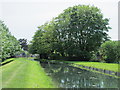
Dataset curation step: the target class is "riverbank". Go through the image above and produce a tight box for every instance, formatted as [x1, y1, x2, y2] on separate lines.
[0, 58, 56, 88]
[63, 61, 120, 78]
[66, 61, 119, 71]
[42, 61, 119, 88]
[40, 59, 120, 78]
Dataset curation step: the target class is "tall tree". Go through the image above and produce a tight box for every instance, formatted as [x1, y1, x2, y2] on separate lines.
[52, 5, 111, 60]
[0, 20, 21, 60]
[30, 5, 111, 61]
[18, 38, 28, 51]
[29, 23, 56, 59]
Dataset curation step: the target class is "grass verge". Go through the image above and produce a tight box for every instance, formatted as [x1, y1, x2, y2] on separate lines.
[64, 61, 119, 72]
[0, 58, 56, 88]
[42, 59, 119, 73]
[46, 60, 119, 78]
[69, 64, 120, 78]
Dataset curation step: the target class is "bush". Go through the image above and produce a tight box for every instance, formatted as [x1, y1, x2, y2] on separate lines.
[99, 40, 120, 63]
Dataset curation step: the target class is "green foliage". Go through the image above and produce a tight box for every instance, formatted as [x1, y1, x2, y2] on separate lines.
[0, 20, 22, 60]
[29, 23, 56, 59]
[29, 5, 111, 61]
[18, 38, 28, 51]
[99, 40, 120, 63]
[90, 51, 101, 62]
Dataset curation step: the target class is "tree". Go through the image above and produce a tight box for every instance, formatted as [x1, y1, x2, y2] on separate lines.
[52, 5, 111, 60]
[30, 5, 111, 61]
[18, 38, 28, 51]
[99, 41, 120, 63]
[29, 23, 56, 59]
[0, 20, 21, 60]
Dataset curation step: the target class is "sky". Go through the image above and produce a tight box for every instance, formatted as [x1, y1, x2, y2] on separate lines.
[0, 0, 119, 42]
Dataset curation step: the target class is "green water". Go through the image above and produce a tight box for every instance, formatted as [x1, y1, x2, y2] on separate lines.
[41, 62, 119, 88]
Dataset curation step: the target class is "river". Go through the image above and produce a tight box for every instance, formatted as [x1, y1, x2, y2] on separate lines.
[40, 62, 118, 88]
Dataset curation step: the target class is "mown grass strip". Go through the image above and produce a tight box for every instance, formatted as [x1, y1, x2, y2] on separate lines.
[46, 59, 120, 78]
[1, 58, 56, 88]
[42, 59, 119, 73]
[69, 64, 120, 78]
[63, 61, 119, 72]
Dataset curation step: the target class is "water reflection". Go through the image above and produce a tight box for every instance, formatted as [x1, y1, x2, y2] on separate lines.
[41, 62, 118, 88]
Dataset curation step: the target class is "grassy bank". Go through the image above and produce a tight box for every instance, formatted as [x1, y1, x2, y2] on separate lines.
[43, 59, 119, 73]
[64, 61, 119, 72]
[44, 59, 119, 78]
[0, 58, 56, 88]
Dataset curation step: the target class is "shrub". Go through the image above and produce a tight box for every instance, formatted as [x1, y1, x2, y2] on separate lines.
[99, 40, 120, 63]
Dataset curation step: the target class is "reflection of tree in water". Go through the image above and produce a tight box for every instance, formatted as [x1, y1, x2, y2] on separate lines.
[41, 62, 118, 88]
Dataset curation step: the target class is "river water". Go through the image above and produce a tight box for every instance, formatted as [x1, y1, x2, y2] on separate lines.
[40, 62, 119, 88]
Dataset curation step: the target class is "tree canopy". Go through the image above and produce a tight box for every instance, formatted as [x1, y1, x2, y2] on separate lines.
[19, 38, 28, 51]
[29, 5, 111, 61]
[0, 20, 22, 60]
[99, 40, 120, 63]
